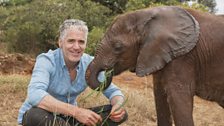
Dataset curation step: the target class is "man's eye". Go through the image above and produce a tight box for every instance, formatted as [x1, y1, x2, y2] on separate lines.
[67, 40, 74, 43]
[79, 40, 85, 44]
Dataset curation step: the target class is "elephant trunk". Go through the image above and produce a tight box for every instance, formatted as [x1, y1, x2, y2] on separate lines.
[85, 60, 113, 91]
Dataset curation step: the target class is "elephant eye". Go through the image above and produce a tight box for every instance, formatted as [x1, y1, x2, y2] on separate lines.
[113, 42, 124, 54]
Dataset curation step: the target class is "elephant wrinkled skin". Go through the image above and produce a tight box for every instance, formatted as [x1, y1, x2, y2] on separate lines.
[85, 6, 224, 126]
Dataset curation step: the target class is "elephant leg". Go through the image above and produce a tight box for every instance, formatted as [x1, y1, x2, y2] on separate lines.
[162, 61, 195, 126]
[153, 58, 196, 126]
[153, 74, 172, 126]
[166, 87, 194, 126]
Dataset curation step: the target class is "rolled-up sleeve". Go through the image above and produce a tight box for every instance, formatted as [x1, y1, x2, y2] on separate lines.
[97, 72, 124, 100]
[27, 55, 53, 106]
[103, 83, 124, 100]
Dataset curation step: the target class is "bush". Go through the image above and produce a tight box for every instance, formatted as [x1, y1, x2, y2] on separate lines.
[86, 27, 105, 55]
[6, 21, 41, 53]
[2, 0, 111, 55]
[1, 0, 209, 55]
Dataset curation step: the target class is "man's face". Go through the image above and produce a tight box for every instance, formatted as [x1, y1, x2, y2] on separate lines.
[59, 28, 87, 66]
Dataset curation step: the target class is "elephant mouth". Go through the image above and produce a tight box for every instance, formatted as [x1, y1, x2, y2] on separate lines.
[85, 62, 114, 91]
[104, 69, 114, 78]
[129, 67, 136, 73]
[94, 68, 114, 91]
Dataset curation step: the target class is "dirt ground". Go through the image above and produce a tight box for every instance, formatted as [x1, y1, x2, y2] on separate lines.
[0, 53, 34, 75]
[113, 72, 224, 126]
[0, 53, 223, 126]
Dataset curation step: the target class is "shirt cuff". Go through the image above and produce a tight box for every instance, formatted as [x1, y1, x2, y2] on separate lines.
[27, 90, 49, 106]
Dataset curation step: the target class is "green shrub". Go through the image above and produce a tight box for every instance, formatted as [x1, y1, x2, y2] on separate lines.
[86, 27, 105, 55]
[2, 0, 111, 55]
[0, 0, 210, 55]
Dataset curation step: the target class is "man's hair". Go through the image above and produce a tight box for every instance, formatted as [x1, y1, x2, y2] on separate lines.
[59, 19, 88, 41]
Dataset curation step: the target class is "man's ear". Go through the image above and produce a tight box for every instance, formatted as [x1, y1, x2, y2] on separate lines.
[58, 40, 62, 48]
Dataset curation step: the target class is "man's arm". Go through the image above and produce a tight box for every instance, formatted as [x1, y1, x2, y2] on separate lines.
[28, 55, 102, 125]
[110, 95, 124, 106]
[102, 82, 127, 122]
[37, 95, 77, 116]
[109, 95, 126, 122]
[38, 94, 102, 125]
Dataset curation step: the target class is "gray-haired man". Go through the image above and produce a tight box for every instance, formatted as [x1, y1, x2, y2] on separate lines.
[18, 19, 128, 126]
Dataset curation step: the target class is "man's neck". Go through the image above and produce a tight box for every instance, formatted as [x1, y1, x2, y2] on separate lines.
[66, 61, 79, 71]
[66, 62, 79, 81]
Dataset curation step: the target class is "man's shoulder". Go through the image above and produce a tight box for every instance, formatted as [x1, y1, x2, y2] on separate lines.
[79, 53, 94, 68]
[81, 53, 94, 62]
[36, 49, 59, 64]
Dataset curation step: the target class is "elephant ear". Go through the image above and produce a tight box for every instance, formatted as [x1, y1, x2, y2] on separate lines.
[136, 6, 200, 77]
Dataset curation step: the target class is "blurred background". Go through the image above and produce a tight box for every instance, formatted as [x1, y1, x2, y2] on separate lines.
[0, 0, 221, 57]
[215, 0, 224, 15]
[0, 1, 224, 126]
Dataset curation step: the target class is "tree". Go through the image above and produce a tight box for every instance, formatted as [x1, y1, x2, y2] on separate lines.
[90, 0, 128, 14]
[174, 0, 216, 13]
[2, 0, 111, 55]
[0, 0, 32, 6]
[1, 0, 212, 55]
[198, 0, 216, 13]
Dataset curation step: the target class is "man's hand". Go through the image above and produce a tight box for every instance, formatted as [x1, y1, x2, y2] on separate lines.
[109, 95, 127, 122]
[109, 103, 126, 122]
[74, 107, 102, 126]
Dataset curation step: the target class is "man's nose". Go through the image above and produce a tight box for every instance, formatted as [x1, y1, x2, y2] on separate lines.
[72, 42, 80, 49]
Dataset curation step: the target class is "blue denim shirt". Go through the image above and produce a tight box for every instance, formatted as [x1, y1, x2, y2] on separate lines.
[17, 48, 124, 124]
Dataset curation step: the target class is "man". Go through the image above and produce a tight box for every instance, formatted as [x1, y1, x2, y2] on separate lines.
[18, 19, 127, 126]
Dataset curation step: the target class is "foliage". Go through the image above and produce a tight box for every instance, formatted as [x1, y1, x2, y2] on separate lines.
[1, 0, 110, 55]
[154, 0, 180, 5]
[5, 21, 42, 53]
[198, 0, 216, 13]
[0, 7, 8, 29]
[90, 0, 128, 14]
[0, 7, 8, 42]
[0, 0, 212, 55]
[86, 27, 105, 55]
[181, 2, 209, 12]
[0, 0, 31, 6]
[125, 0, 153, 11]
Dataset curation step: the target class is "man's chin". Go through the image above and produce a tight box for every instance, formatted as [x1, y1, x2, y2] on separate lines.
[69, 57, 81, 63]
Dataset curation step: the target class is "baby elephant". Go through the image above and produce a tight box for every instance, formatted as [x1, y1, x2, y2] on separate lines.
[85, 6, 224, 126]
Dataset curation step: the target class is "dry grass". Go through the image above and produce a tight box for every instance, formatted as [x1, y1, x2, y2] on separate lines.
[0, 74, 30, 126]
[0, 72, 223, 126]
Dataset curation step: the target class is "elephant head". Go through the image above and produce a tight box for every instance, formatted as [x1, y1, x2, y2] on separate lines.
[85, 6, 199, 90]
